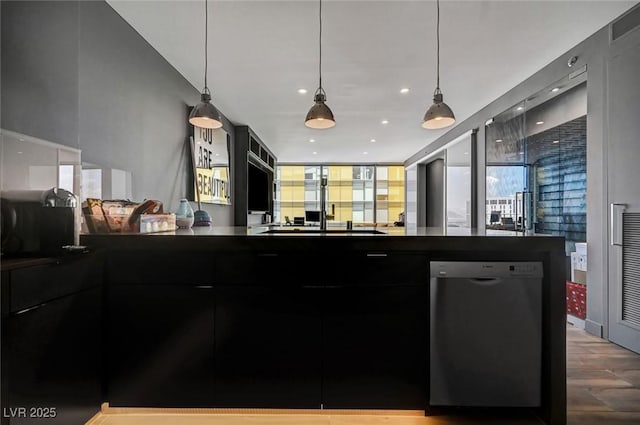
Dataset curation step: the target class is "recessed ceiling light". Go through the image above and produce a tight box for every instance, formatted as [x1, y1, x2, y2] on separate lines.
[536, 121, 544, 125]
[363, 151, 368, 155]
[495, 139, 503, 143]
[520, 151, 525, 155]
[553, 140, 560, 144]
[381, 120, 389, 125]
[215, 153, 220, 156]
[313, 151, 317, 155]
[551, 87, 560, 93]
[298, 88, 308, 94]
[19, 138, 25, 142]
[400, 88, 410, 94]
[516, 106, 524, 111]
[464, 152, 469, 155]
[370, 139, 376, 143]
[17, 151, 23, 154]
[309, 139, 315, 143]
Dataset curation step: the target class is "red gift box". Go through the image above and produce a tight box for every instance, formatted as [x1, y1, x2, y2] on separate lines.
[566, 281, 587, 319]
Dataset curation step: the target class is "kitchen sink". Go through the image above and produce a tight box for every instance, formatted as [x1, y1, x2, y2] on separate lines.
[260, 228, 386, 234]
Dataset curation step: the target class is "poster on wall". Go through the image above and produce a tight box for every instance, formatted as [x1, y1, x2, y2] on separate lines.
[192, 126, 231, 205]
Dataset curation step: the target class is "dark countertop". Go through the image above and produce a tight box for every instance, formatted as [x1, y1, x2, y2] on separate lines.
[0, 256, 57, 272]
[82, 225, 528, 237]
[80, 226, 564, 259]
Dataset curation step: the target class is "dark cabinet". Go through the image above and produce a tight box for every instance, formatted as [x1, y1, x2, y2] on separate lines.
[322, 285, 428, 409]
[320, 251, 428, 409]
[5, 288, 102, 425]
[107, 285, 215, 407]
[2, 254, 102, 425]
[214, 251, 427, 409]
[214, 285, 322, 408]
[233, 126, 277, 225]
[72, 245, 431, 410]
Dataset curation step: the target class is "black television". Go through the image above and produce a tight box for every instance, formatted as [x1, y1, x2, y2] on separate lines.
[305, 210, 321, 224]
[247, 162, 270, 212]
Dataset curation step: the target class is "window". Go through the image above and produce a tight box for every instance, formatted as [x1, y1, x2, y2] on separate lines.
[276, 164, 404, 225]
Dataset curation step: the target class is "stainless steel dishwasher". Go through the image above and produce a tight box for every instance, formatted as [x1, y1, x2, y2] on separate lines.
[429, 261, 543, 407]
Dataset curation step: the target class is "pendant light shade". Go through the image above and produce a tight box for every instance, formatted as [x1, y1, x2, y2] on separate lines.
[305, 89, 335, 129]
[189, 89, 223, 129]
[422, 90, 455, 129]
[189, 0, 223, 130]
[422, 0, 455, 130]
[305, 0, 335, 129]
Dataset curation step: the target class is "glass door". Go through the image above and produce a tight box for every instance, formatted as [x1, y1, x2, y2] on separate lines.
[485, 98, 528, 235]
[486, 72, 586, 247]
[445, 136, 472, 231]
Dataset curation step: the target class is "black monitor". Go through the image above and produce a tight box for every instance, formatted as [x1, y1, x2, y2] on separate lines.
[305, 210, 321, 224]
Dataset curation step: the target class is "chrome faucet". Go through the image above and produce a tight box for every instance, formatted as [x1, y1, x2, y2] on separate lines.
[320, 177, 327, 231]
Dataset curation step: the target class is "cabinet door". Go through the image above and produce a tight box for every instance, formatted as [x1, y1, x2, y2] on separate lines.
[107, 285, 215, 407]
[322, 285, 427, 409]
[7, 288, 102, 425]
[214, 286, 322, 408]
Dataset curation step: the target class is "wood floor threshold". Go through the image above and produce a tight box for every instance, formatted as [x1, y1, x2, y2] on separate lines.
[97, 405, 426, 416]
[86, 404, 546, 425]
[87, 404, 436, 425]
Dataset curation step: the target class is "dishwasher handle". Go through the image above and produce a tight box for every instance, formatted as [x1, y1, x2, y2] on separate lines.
[468, 277, 503, 286]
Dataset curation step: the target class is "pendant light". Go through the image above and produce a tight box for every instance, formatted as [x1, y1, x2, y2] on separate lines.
[305, 0, 335, 129]
[189, 0, 223, 129]
[422, 0, 455, 130]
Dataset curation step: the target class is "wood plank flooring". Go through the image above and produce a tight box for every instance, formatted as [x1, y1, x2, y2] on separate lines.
[87, 324, 640, 425]
[567, 324, 640, 424]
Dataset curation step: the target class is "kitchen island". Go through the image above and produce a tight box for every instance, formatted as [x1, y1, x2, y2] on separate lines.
[80, 227, 566, 425]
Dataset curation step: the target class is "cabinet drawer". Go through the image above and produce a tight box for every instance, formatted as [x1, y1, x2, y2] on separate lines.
[216, 252, 428, 287]
[216, 253, 325, 285]
[108, 250, 214, 285]
[334, 253, 429, 286]
[10, 253, 100, 313]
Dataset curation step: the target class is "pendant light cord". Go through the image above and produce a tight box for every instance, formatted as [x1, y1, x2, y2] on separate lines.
[318, 0, 323, 91]
[435, 0, 440, 93]
[204, 0, 209, 92]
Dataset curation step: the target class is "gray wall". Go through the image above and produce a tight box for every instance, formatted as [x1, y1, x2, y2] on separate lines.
[1, 1, 79, 148]
[1, 0, 234, 225]
[525, 83, 587, 139]
[405, 3, 640, 339]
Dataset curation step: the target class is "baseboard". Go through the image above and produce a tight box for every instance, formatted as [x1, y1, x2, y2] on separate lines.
[567, 314, 586, 329]
[585, 319, 604, 337]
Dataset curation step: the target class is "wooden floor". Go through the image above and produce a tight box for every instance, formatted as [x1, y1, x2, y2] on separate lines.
[87, 324, 640, 425]
[566, 323, 640, 425]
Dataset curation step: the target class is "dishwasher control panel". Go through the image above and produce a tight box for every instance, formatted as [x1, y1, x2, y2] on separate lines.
[430, 261, 544, 278]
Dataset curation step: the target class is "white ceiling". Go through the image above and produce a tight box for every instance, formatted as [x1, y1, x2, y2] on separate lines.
[107, 0, 637, 164]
